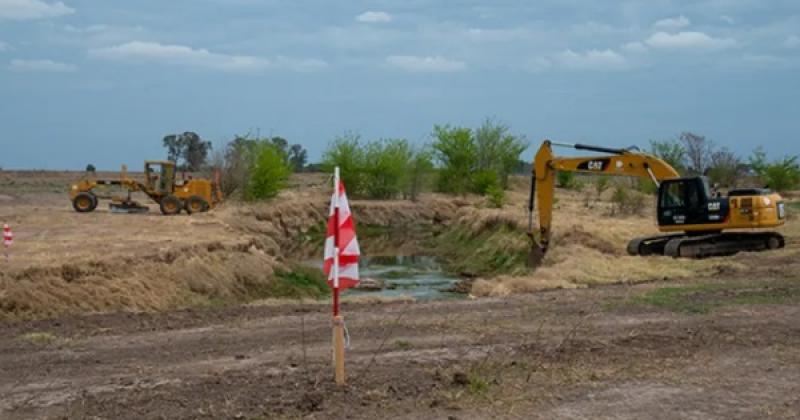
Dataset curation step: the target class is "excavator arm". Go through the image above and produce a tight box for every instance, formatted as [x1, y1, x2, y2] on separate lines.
[527, 140, 680, 263]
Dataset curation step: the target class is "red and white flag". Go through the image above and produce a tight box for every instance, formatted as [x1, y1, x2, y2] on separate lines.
[323, 169, 360, 289]
[3, 224, 12, 248]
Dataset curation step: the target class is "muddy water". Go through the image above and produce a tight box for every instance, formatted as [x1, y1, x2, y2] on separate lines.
[347, 256, 462, 300]
[306, 256, 462, 300]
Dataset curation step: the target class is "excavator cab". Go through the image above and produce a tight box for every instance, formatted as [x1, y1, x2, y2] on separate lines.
[657, 177, 728, 229]
[144, 161, 176, 195]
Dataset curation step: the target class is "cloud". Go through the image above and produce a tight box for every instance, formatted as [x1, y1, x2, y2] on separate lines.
[555, 49, 628, 71]
[88, 41, 327, 72]
[524, 57, 551, 73]
[356, 11, 392, 23]
[8, 58, 77, 72]
[653, 15, 690, 29]
[621, 41, 647, 53]
[0, 41, 8, 52]
[0, 0, 74, 20]
[720, 15, 735, 25]
[645, 31, 736, 50]
[784, 35, 800, 49]
[385, 55, 466, 73]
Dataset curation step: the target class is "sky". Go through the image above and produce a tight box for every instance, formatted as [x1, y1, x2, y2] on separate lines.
[0, 0, 798, 170]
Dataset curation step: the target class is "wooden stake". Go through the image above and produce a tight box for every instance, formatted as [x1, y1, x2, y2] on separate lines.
[333, 315, 346, 385]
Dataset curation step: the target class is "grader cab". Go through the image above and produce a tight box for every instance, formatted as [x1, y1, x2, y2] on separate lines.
[70, 161, 222, 215]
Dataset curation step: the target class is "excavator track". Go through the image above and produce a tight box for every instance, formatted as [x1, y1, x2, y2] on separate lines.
[626, 234, 685, 256]
[629, 232, 785, 258]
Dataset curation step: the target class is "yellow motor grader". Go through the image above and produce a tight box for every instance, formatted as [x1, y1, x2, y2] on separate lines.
[69, 161, 222, 215]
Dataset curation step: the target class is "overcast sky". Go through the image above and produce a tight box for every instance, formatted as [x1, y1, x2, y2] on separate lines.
[1, 0, 798, 170]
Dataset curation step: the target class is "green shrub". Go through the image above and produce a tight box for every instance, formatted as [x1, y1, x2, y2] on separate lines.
[486, 185, 505, 208]
[749, 147, 800, 192]
[432, 125, 476, 194]
[245, 144, 291, 200]
[471, 170, 500, 195]
[649, 139, 686, 174]
[322, 135, 432, 199]
[556, 171, 580, 189]
[595, 175, 610, 196]
[322, 133, 367, 196]
[363, 139, 413, 199]
[637, 179, 658, 195]
[611, 185, 646, 216]
[432, 120, 527, 195]
[270, 266, 330, 299]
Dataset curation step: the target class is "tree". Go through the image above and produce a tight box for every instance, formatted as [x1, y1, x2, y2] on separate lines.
[288, 144, 308, 172]
[218, 135, 259, 197]
[432, 125, 476, 194]
[749, 147, 800, 192]
[407, 145, 434, 201]
[322, 132, 367, 196]
[85, 164, 96, 172]
[162, 131, 212, 171]
[362, 139, 414, 199]
[245, 143, 291, 200]
[679, 132, 713, 176]
[270, 137, 289, 155]
[473, 119, 528, 188]
[708, 147, 744, 187]
[649, 139, 686, 174]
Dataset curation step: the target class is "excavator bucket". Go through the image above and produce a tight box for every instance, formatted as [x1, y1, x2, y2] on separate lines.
[527, 241, 546, 268]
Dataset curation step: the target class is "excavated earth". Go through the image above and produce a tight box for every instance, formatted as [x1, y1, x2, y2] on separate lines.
[1, 171, 799, 419]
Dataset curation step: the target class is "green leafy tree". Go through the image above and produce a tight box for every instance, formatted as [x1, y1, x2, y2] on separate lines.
[322, 132, 367, 196]
[473, 119, 528, 188]
[749, 147, 800, 192]
[432, 125, 476, 194]
[471, 170, 500, 195]
[85, 164, 96, 172]
[407, 145, 434, 201]
[245, 143, 291, 200]
[649, 139, 686, 174]
[362, 139, 414, 199]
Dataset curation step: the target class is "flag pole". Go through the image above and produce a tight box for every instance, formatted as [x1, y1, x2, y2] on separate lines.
[332, 167, 346, 385]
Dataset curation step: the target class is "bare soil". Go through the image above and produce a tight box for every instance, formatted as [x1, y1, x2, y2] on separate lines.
[2, 171, 800, 419]
[1, 267, 799, 419]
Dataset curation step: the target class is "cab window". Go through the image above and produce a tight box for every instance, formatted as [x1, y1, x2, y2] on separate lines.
[660, 182, 684, 208]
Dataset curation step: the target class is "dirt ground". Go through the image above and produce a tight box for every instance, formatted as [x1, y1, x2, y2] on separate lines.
[2, 171, 800, 419]
[1, 264, 799, 419]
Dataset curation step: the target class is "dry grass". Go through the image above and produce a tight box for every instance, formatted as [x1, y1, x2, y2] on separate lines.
[469, 180, 797, 297]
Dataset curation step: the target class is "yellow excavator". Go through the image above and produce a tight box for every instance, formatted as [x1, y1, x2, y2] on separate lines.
[70, 160, 222, 215]
[528, 140, 786, 263]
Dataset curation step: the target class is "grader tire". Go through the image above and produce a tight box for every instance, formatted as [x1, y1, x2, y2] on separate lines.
[72, 192, 98, 213]
[159, 195, 182, 215]
[184, 196, 209, 214]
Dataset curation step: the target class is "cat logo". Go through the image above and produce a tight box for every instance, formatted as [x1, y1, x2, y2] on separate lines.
[577, 158, 610, 171]
[708, 202, 721, 211]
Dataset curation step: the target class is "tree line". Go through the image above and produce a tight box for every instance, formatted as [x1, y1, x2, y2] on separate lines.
[649, 132, 799, 191]
[150, 126, 799, 204]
